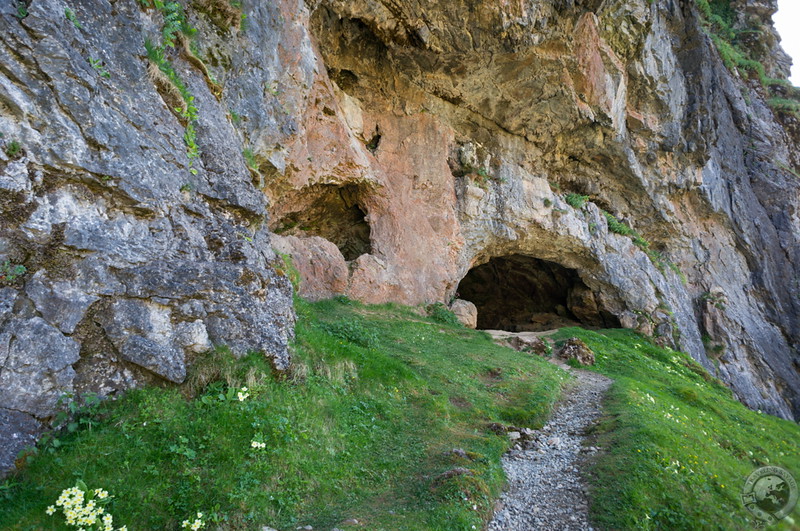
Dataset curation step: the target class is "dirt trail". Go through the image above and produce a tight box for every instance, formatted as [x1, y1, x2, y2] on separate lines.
[488, 364, 612, 530]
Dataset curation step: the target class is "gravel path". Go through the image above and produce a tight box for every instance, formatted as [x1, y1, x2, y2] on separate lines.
[488, 367, 612, 531]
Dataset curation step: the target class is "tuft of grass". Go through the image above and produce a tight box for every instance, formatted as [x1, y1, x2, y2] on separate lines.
[64, 7, 81, 28]
[0, 299, 566, 530]
[426, 302, 463, 327]
[552, 327, 800, 530]
[4, 140, 22, 158]
[88, 56, 110, 78]
[242, 147, 258, 171]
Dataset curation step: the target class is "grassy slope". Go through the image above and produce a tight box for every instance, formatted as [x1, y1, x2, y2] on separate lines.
[3, 300, 799, 530]
[0, 298, 566, 530]
[552, 328, 800, 531]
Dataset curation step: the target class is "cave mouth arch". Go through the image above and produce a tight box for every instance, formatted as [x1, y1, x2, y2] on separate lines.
[457, 255, 620, 331]
[269, 183, 372, 261]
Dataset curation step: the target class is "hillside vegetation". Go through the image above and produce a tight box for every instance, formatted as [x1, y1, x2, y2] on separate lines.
[0, 298, 566, 530]
[551, 328, 800, 530]
[1, 299, 798, 530]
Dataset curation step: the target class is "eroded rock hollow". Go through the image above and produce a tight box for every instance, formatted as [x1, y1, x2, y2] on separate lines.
[458, 255, 620, 331]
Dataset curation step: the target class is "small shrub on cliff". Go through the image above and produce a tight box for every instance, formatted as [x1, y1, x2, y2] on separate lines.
[4, 140, 22, 158]
[565, 193, 589, 209]
[602, 210, 634, 236]
[0, 261, 26, 283]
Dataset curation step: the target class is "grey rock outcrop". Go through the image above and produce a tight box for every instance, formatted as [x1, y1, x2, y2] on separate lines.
[0, 0, 297, 473]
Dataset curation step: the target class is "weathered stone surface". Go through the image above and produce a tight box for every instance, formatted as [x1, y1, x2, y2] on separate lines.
[559, 338, 596, 366]
[0, 408, 43, 477]
[507, 336, 550, 357]
[449, 299, 477, 329]
[0, 317, 80, 417]
[483, 330, 551, 357]
[261, 0, 797, 419]
[272, 235, 349, 301]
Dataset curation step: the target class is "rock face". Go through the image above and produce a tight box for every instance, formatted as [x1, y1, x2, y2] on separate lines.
[0, 0, 798, 472]
[260, 0, 800, 419]
[0, 0, 296, 470]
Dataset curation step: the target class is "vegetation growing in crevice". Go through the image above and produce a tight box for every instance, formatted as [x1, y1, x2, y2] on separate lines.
[145, 40, 200, 174]
[601, 210, 686, 283]
[192, 0, 244, 32]
[142, 1, 205, 175]
[64, 7, 81, 28]
[696, 0, 800, 117]
[4, 139, 22, 159]
[564, 193, 589, 209]
[0, 261, 26, 284]
[13, 0, 27, 19]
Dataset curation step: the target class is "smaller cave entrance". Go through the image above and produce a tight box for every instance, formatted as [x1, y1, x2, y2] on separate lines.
[457, 255, 620, 331]
[270, 184, 372, 261]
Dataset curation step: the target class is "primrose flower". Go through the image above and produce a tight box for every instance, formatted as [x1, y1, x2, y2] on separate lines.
[251, 440, 267, 449]
[237, 387, 250, 401]
[46, 505, 56, 515]
[182, 512, 206, 529]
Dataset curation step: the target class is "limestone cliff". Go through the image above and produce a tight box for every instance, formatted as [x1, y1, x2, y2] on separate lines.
[271, 0, 800, 421]
[0, 0, 798, 472]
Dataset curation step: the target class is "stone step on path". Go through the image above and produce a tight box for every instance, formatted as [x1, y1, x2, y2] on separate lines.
[488, 367, 612, 531]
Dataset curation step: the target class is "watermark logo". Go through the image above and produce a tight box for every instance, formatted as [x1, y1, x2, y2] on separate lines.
[742, 466, 798, 527]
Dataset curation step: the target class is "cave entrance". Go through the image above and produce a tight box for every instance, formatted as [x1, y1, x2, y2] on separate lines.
[270, 184, 372, 261]
[457, 255, 620, 331]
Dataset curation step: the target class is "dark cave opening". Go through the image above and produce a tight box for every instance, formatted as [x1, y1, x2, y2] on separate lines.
[457, 255, 620, 331]
[270, 184, 372, 261]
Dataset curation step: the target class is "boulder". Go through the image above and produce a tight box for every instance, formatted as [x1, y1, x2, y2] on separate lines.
[449, 299, 477, 328]
[558, 338, 596, 366]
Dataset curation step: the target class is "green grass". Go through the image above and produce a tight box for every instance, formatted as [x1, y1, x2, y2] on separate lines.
[552, 328, 800, 530]
[0, 298, 567, 530]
